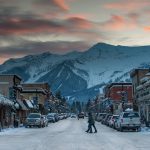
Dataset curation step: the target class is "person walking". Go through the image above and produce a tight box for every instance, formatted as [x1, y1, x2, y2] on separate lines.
[86, 112, 97, 133]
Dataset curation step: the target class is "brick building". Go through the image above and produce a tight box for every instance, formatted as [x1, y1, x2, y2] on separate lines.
[104, 82, 133, 114]
[104, 82, 133, 102]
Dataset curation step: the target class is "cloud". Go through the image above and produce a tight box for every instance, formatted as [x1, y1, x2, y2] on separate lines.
[105, 0, 150, 11]
[0, 41, 92, 64]
[101, 15, 125, 31]
[0, 0, 70, 21]
[65, 16, 93, 29]
[144, 26, 150, 31]
[0, 18, 66, 35]
[0, 13, 104, 43]
[34, 0, 69, 12]
[100, 14, 139, 31]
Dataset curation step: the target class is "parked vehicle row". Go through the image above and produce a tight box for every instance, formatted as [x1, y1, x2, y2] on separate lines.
[25, 112, 70, 128]
[96, 111, 141, 132]
[25, 113, 47, 128]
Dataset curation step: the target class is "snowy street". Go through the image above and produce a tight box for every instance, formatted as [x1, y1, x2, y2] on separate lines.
[0, 118, 150, 150]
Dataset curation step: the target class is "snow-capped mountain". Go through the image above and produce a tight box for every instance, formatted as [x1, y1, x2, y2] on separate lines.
[1, 43, 150, 102]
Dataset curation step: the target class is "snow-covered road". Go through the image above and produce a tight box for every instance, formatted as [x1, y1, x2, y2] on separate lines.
[0, 118, 150, 150]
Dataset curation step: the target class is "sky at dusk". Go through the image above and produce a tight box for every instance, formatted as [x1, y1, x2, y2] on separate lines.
[0, 0, 150, 64]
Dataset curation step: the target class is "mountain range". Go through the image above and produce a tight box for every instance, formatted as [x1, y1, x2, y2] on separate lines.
[1, 43, 150, 102]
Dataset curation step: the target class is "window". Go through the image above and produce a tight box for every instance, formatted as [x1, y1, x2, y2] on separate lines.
[123, 112, 139, 118]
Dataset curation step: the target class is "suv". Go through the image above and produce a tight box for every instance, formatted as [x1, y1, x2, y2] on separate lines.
[47, 113, 56, 123]
[78, 112, 84, 119]
[117, 111, 141, 132]
[25, 113, 43, 128]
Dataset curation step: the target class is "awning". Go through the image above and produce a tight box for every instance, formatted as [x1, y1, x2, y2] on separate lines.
[16, 99, 28, 110]
[23, 99, 34, 109]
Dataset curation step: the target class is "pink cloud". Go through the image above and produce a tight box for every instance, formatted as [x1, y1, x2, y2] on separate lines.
[101, 15, 126, 31]
[53, 0, 69, 11]
[101, 14, 139, 31]
[34, 0, 69, 12]
[0, 19, 66, 35]
[0, 16, 103, 43]
[66, 16, 93, 29]
[144, 26, 150, 31]
[105, 0, 150, 11]
[0, 15, 97, 36]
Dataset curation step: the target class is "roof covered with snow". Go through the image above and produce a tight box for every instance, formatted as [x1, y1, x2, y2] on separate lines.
[0, 93, 13, 106]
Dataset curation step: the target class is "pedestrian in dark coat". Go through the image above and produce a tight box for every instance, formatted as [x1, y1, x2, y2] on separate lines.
[86, 112, 97, 133]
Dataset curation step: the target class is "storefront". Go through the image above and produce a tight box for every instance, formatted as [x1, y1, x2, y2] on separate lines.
[0, 93, 14, 129]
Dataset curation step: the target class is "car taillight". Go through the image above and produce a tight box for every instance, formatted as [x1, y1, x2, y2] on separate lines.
[121, 119, 123, 123]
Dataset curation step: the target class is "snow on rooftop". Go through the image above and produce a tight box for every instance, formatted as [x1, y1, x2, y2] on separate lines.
[0, 93, 13, 106]
[136, 85, 143, 91]
[140, 76, 150, 83]
[146, 72, 150, 76]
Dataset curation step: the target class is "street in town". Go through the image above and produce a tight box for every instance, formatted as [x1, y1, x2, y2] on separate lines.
[0, 118, 150, 150]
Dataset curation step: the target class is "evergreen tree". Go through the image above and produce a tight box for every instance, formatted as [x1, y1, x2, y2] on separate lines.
[55, 90, 62, 100]
[86, 99, 91, 112]
[71, 101, 76, 113]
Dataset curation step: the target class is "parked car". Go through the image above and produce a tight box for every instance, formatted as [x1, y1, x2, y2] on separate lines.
[101, 114, 112, 125]
[106, 115, 113, 126]
[117, 111, 141, 132]
[70, 113, 76, 118]
[100, 113, 107, 122]
[114, 117, 119, 129]
[109, 115, 119, 128]
[25, 113, 44, 128]
[47, 113, 56, 123]
[78, 112, 84, 119]
[96, 113, 107, 122]
[58, 113, 65, 120]
[41, 115, 48, 127]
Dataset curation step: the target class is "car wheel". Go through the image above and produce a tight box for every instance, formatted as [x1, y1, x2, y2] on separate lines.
[120, 127, 123, 132]
[137, 127, 141, 132]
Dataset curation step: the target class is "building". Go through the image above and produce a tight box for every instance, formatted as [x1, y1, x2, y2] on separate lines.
[130, 68, 150, 102]
[0, 74, 22, 100]
[0, 93, 14, 129]
[0, 74, 28, 126]
[130, 68, 150, 122]
[103, 82, 133, 114]
[104, 82, 133, 102]
[21, 83, 50, 114]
